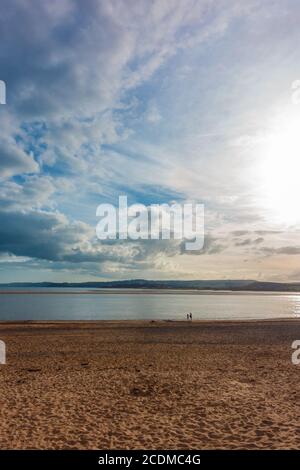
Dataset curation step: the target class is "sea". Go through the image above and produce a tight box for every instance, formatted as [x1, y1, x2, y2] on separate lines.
[0, 288, 299, 321]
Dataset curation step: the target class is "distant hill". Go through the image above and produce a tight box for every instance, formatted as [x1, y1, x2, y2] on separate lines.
[1, 279, 300, 292]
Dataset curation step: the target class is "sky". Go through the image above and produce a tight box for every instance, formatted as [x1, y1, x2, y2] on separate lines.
[1, 0, 300, 282]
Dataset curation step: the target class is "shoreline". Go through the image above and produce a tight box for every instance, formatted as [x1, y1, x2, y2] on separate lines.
[1, 288, 300, 295]
[0, 318, 300, 325]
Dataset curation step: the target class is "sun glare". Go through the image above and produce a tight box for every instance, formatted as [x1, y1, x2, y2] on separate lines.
[260, 113, 300, 225]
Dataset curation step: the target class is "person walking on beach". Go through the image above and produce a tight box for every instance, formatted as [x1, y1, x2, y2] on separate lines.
[189, 312, 193, 321]
[186, 313, 189, 321]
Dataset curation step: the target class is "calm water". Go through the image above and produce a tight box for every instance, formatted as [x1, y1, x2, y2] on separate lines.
[0, 288, 300, 321]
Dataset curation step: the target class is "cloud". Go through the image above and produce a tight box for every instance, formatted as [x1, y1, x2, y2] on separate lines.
[0, 206, 185, 273]
[235, 237, 264, 247]
[180, 234, 226, 255]
[0, 138, 38, 177]
[260, 246, 300, 256]
[145, 101, 162, 124]
[0, 0, 251, 176]
[0, 209, 87, 261]
[1, 0, 238, 121]
[0, 176, 55, 210]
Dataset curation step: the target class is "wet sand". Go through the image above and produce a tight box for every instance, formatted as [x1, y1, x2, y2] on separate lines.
[0, 320, 299, 449]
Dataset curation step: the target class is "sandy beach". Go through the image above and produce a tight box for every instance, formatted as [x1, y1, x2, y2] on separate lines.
[0, 320, 299, 449]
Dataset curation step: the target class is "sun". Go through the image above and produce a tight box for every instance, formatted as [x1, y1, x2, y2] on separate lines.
[259, 112, 300, 225]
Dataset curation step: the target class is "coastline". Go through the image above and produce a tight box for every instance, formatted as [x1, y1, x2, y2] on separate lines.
[1, 288, 300, 295]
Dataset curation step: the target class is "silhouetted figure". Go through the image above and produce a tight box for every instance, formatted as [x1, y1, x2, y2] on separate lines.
[189, 312, 193, 321]
[186, 313, 189, 321]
